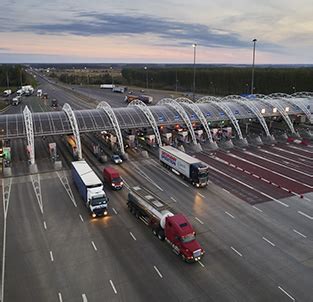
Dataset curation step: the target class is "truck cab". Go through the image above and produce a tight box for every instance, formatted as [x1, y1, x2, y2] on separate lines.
[103, 166, 123, 190]
[87, 187, 108, 217]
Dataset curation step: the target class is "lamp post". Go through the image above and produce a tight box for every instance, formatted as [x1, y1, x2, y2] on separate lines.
[144, 66, 148, 89]
[192, 43, 197, 101]
[110, 66, 114, 86]
[251, 38, 257, 95]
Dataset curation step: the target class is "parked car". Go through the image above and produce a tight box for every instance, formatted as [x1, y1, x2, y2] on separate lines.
[111, 154, 123, 164]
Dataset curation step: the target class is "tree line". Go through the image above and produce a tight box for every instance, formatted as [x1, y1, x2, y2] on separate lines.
[0, 65, 34, 89]
[121, 67, 313, 95]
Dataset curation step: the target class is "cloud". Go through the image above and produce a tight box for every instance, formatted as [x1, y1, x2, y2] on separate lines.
[19, 12, 279, 50]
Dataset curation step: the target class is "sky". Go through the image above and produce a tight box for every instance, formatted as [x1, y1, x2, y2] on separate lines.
[0, 0, 313, 64]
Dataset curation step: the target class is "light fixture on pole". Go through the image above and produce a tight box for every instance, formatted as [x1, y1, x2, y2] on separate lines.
[144, 66, 148, 89]
[251, 38, 257, 95]
[110, 66, 113, 86]
[192, 43, 197, 101]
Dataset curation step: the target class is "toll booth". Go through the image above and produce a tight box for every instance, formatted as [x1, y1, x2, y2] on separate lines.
[48, 143, 57, 161]
[195, 129, 204, 142]
[177, 131, 190, 143]
[3, 147, 11, 167]
[125, 135, 136, 148]
[145, 134, 156, 147]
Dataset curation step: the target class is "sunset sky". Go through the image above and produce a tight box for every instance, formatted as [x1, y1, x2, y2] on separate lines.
[1, 0, 313, 63]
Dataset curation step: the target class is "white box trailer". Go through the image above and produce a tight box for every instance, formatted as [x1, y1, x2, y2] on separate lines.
[100, 84, 115, 89]
[159, 146, 209, 187]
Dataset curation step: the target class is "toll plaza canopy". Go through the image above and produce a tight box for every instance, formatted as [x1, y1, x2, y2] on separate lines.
[1, 94, 313, 140]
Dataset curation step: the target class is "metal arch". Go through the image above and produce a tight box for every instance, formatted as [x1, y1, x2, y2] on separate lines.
[197, 96, 221, 103]
[23, 106, 35, 164]
[254, 94, 296, 134]
[97, 101, 125, 154]
[175, 97, 214, 143]
[62, 103, 82, 160]
[220, 95, 271, 136]
[128, 99, 162, 146]
[292, 91, 313, 98]
[269, 93, 291, 98]
[157, 98, 198, 145]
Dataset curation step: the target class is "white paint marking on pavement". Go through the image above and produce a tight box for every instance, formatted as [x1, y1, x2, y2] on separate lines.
[298, 210, 313, 220]
[222, 188, 230, 194]
[56, 171, 77, 207]
[30, 174, 44, 214]
[121, 177, 130, 190]
[225, 211, 235, 219]
[58, 292, 63, 302]
[278, 286, 295, 301]
[195, 217, 204, 225]
[293, 229, 307, 238]
[262, 237, 276, 247]
[110, 280, 118, 294]
[198, 261, 205, 268]
[79, 214, 84, 222]
[198, 193, 205, 198]
[112, 207, 118, 215]
[170, 197, 177, 202]
[252, 205, 263, 213]
[82, 293, 88, 302]
[274, 199, 289, 208]
[43, 221, 47, 230]
[129, 232, 137, 241]
[231, 246, 243, 257]
[132, 163, 164, 191]
[91, 241, 98, 251]
[153, 266, 163, 278]
[50, 251, 54, 262]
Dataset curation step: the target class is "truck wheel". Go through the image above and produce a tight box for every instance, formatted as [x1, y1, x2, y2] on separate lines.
[152, 229, 157, 236]
[157, 232, 165, 241]
[181, 254, 186, 262]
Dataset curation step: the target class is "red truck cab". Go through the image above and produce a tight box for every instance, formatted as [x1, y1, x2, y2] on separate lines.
[164, 214, 204, 262]
[103, 166, 123, 190]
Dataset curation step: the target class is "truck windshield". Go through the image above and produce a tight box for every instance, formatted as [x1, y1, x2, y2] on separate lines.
[91, 197, 106, 206]
[112, 177, 122, 183]
[181, 233, 195, 243]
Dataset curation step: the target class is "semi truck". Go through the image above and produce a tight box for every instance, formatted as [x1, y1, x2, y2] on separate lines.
[112, 86, 127, 93]
[127, 186, 204, 262]
[3, 89, 11, 97]
[159, 146, 209, 187]
[100, 84, 115, 89]
[72, 160, 109, 218]
[11, 96, 21, 106]
[124, 94, 153, 104]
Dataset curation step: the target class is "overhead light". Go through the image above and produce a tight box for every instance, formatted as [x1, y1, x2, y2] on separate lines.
[285, 107, 290, 112]
[261, 108, 266, 114]
[273, 108, 277, 113]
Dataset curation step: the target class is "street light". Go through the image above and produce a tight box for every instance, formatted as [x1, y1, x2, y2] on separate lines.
[251, 38, 257, 95]
[192, 43, 197, 101]
[110, 66, 114, 86]
[144, 66, 148, 89]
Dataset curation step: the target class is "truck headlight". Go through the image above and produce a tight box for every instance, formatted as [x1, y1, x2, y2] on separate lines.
[196, 183, 200, 188]
[92, 213, 96, 218]
[104, 210, 108, 215]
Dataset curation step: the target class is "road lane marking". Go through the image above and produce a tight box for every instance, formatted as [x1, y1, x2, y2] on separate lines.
[195, 217, 204, 225]
[56, 171, 77, 207]
[231, 246, 243, 257]
[50, 251, 54, 262]
[110, 280, 117, 294]
[43, 221, 47, 230]
[79, 214, 84, 222]
[58, 292, 63, 302]
[198, 261, 205, 267]
[121, 177, 130, 190]
[293, 229, 307, 238]
[171, 197, 177, 202]
[262, 237, 276, 247]
[1, 178, 12, 302]
[225, 211, 235, 219]
[222, 188, 230, 194]
[129, 232, 137, 241]
[132, 163, 164, 191]
[298, 210, 313, 220]
[153, 266, 163, 278]
[91, 241, 97, 251]
[274, 199, 289, 208]
[278, 286, 295, 301]
[82, 293, 88, 301]
[112, 207, 118, 215]
[252, 205, 263, 213]
[198, 193, 205, 198]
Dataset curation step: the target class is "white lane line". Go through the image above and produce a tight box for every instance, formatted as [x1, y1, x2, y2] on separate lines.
[132, 163, 164, 191]
[58, 292, 63, 302]
[252, 205, 263, 213]
[129, 232, 137, 241]
[171, 197, 177, 202]
[1, 178, 12, 302]
[274, 199, 289, 208]
[50, 251, 54, 262]
[82, 293, 88, 302]
[298, 210, 313, 220]
[79, 214, 84, 222]
[293, 229, 307, 238]
[43, 221, 47, 230]
[121, 177, 130, 190]
[110, 280, 118, 294]
[231, 246, 243, 257]
[225, 211, 235, 219]
[198, 193, 205, 198]
[153, 265, 163, 278]
[278, 286, 295, 301]
[222, 188, 230, 194]
[198, 261, 205, 267]
[112, 207, 118, 215]
[195, 217, 204, 225]
[262, 237, 276, 247]
[91, 241, 98, 251]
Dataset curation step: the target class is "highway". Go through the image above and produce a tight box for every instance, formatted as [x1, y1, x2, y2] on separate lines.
[1, 77, 313, 301]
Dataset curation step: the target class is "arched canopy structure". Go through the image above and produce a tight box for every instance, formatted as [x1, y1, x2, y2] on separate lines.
[97, 101, 125, 154]
[23, 106, 35, 164]
[158, 98, 198, 145]
[175, 97, 214, 143]
[63, 103, 82, 160]
[128, 99, 162, 146]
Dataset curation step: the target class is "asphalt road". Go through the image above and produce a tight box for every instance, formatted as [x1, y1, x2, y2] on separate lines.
[1, 78, 313, 301]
